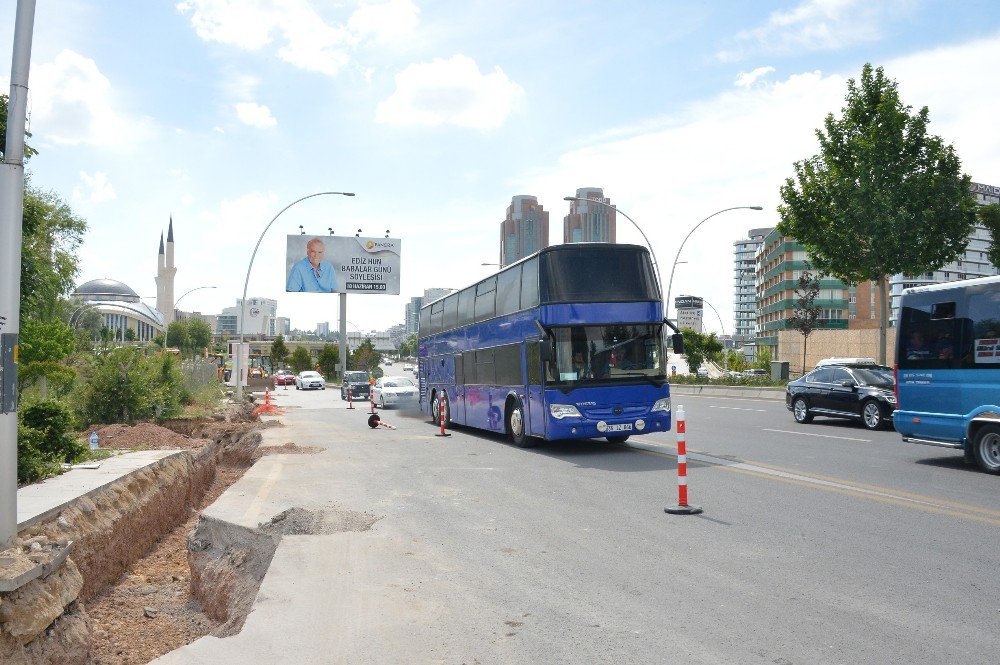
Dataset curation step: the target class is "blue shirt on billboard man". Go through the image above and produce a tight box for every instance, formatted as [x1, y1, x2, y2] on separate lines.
[286, 238, 338, 292]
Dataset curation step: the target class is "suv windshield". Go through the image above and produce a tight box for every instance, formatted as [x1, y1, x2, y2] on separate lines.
[345, 372, 369, 383]
[547, 324, 664, 385]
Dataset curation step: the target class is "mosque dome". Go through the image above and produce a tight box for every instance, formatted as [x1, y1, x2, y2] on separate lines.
[74, 278, 140, 302]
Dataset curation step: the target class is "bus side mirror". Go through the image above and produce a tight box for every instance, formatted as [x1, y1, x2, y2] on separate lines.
[539, 341, 552, 362]
[671, 333, 685, 355]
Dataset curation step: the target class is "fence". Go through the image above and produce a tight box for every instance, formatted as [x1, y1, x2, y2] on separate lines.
[179, 360, 220, 391]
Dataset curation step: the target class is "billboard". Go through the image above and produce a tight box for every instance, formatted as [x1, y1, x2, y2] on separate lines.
[674, 295, 703, 310]
[285, 235, 401, 295]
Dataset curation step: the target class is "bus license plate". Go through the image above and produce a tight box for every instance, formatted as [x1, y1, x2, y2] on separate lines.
[606, 423, 632, 432]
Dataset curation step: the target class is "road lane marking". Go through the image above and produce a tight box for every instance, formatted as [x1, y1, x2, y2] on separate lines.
[628, 440, 1000, 525]
[708, 405, 767, 412]
[762, 428, 871, 442]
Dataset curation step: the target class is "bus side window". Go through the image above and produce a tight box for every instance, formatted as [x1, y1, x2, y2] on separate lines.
[527, 342, 542, 385]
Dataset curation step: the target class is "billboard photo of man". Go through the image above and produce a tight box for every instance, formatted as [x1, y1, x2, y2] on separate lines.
[286, 237, 337, 293]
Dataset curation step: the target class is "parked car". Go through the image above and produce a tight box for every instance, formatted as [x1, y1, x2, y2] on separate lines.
[372, 376, 418, 409]
[273, 369, 295, 386]
[696, 367, 710, 378]
[785, 363, 896, 430]
[743, 369, 769, 377]
[295, 371, 326, 391]
[341, 371, 371, 401]
[385, 360, 393, 366]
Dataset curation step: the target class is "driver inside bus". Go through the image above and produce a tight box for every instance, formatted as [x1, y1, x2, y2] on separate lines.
[572, 352, 590, 379]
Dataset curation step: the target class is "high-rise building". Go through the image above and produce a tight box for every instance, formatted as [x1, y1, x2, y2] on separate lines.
[733, 227, 773, 340]
[888, 181, 1000, 319]
[275, 317, 291, 336]
[154, 217, 177, 325]
[316, 322, 330, 337]
[500, 195, 549, 267]
[387, 323, 407, 347]
[405, 296, 423, 336]
[423, 287, 456, 303]
[219, 297, 278, 337]
[564, 187, 616, 244]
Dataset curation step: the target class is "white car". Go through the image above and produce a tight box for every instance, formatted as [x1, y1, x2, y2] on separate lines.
[373, 376, 418, 408]
[295, 371, 326, 390]
[403, 364, 415, 373]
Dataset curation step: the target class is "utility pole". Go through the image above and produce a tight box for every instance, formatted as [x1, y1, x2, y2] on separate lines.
[0, 0, 37, 549]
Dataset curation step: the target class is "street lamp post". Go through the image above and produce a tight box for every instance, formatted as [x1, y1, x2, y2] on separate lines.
[664, 206, 762, 326]
[163, 286, 216, 351]
[235, 191, 354, 402]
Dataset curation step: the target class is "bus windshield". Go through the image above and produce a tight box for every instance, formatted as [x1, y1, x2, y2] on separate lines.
[547, 324, 664, 385]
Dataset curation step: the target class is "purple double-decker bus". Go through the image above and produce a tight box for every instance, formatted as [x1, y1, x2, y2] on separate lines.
[417, 243, 684, 447]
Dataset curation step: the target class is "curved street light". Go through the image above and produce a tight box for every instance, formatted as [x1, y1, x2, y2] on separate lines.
[664, 206, 763, 326]
[174, 285, 216, 311]
[235, 191, 355, 400]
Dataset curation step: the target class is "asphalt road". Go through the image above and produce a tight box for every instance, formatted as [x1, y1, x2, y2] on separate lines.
[167, 379, 1000, 664]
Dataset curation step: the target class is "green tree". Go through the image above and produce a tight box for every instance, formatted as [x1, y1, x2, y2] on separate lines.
[78, 346, 158, 424]
[778, 63, 977, 364]
[19, 318, 76, 398]
[978, 203, 1000, 268]
[187, 318, 213, 356]
[680, 329, 722, 373]
[317, 343, 339, 378]
[270, 335, 289, 368]
[0, 93, 38, 161]
[349, 338, 382, 372]
[289, 346, 313, 373]
[166, 319, 190, 350]
[756, 348, 773, 371]
[398, 333, 417, 358]
[20, 188, 87, 321]
[789, 261, 823, 375]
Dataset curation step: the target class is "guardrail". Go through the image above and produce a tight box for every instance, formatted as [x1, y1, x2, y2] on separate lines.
[669, 384, 786, 401]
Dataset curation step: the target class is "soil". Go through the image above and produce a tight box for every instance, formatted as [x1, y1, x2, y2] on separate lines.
[86, 463, 246, 665]
[82, 423, 207, 451]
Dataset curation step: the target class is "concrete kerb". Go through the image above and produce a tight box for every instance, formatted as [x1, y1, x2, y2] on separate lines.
[669, 384, 785, 401]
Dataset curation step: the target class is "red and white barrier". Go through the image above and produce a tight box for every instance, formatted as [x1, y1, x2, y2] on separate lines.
[435, 392, 451, 437]
[664, 405, 702, 515]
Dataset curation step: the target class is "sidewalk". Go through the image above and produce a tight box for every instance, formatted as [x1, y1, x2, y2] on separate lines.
[17, 450, 183, 531]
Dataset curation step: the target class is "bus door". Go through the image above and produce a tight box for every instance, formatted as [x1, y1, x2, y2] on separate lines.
[525, 339, 546, 437]
[452, 353, 467, 424]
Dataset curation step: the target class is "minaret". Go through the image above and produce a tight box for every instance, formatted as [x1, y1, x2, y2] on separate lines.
[155, 232, 166, 319]
[163, 217, 177, 324]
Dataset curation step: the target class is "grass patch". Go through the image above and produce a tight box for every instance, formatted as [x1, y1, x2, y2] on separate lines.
[181, 381, 225, 419]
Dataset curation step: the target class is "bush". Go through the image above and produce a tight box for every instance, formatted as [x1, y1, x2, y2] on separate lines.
[17, 423, 63, 484]
[78, 346, 158, 423]
[151, 351, 189, 418]
[20, 399, 86, 463]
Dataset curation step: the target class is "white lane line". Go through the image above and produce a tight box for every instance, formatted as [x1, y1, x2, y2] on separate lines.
[708, 405, 767, 412]
[762, 428, 871, 442]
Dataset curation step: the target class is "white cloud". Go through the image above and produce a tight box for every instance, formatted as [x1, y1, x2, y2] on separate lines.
[718, 0, 912, 62]
[72, 171, 117, 204]
[177, 0, 414, 76]
[348, 0, 420, 44]
[735, 66, 775, 88]
[29, 50, 148, 147]
[235, 102, 277, 128]
[376, 55, 525, 129]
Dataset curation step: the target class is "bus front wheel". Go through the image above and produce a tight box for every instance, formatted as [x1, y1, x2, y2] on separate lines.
[506, 401, 532, 448]
[972, 424, 1000, 474]
[606, 435, 629, 444]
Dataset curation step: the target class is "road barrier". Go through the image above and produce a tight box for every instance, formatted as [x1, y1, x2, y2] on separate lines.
[367, 413, 397, 429]
[435, 392, 451, 438]
[664, 405, 702, 515]
[252, 388, 284, 418]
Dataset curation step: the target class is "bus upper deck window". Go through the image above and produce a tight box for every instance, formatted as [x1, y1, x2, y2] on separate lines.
[931, 302, 955, 319]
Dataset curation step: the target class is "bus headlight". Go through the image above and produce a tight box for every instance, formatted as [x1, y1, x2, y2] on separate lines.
[651, 398, 671, 413]
[550, 404, 583, 419]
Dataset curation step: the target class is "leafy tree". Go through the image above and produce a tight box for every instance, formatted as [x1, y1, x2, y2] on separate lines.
[680, 329, 722, 373]
[151, 351, 189, 418]
[187, 318, 213, 355]
[78, 346, 158, 423]
[124, 327, 137, 342]
[289, 346, 313, 373]
[317, 343, 339, 378]
[398, 333, 417, 358]
[19, 318, 76, 398]
[978, 203, 1000, 268]
[789, 262, 823, 375]
[778, 63, 977, 364]
[20, 188, 87, 321]
[152, 333, 165, 348]
[166, 319, 190, 350]
[349, 338, 382, 372]
[756, 348, 773, 371]
[270, 335, 289, 368]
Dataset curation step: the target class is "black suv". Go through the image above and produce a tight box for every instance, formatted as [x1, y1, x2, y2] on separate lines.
[340, 371, 371, 401]
[785, 364, 896, 430]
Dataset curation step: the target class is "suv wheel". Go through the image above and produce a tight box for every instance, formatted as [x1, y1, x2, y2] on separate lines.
[792, 397, 812, 424]
[972, 424, 1000, 474]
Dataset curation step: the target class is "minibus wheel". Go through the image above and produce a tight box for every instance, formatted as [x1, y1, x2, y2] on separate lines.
[971, 424, 1000, 474]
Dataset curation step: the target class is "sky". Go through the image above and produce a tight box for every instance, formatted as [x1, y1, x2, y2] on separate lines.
[3, 0, 1000, 336]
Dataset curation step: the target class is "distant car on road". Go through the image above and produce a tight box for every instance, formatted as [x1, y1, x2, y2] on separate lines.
[373, 376, 418, 409]
[786, 363, 896, 430]
[341, 371, 371, 401]
[273, 369, 295, 386]
[696, 367, 710, 378]
[403, 364, 415, 373]
[743, 369, 768, 377]
[295, 371, 325, 391]
[385, 360, 393, 366]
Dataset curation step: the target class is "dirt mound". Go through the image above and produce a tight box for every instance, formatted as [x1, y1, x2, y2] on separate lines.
[251, 442, 323, 461]
[82, 423, 203, 451]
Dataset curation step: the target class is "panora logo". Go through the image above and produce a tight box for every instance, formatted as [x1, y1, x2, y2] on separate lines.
[365, 241, 376, 250]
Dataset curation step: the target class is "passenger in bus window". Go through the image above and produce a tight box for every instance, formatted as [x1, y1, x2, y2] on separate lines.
[906, 331, 933, 359]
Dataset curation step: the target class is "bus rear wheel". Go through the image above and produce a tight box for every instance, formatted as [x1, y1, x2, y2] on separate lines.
[506, 401, 532, 448]
[972, 424, 1000, 474]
